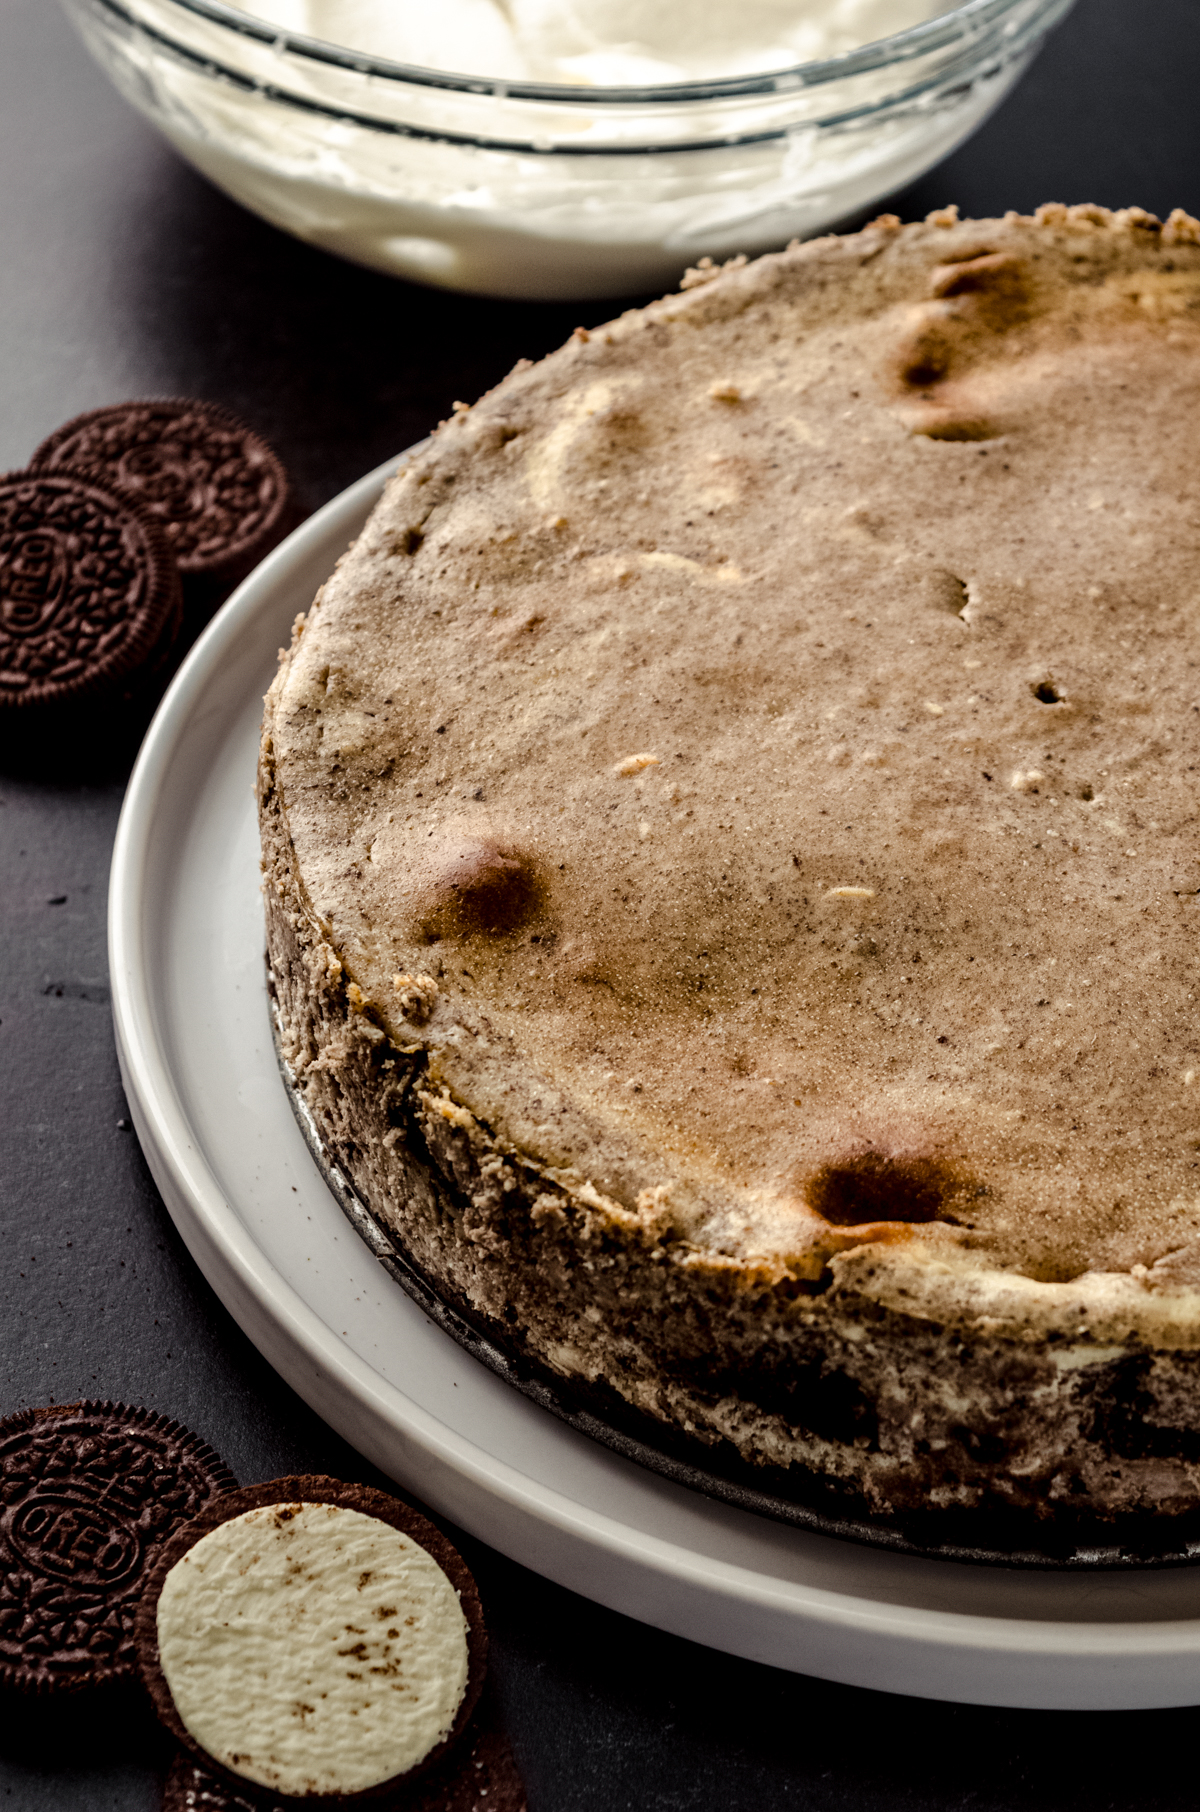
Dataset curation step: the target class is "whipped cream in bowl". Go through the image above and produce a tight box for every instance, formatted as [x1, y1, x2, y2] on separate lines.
[64, 0, 1076, 298]
[251, 0, 956, 84]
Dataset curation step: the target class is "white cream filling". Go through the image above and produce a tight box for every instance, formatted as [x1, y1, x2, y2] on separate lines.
[242, 0, 952, 83]
[156, 1501, 470, 1796]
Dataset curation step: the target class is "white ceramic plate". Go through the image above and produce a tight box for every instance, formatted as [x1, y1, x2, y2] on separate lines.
[110, 458, 1200, 1711]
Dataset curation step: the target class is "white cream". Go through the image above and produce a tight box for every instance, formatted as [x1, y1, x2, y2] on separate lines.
[156, 1501, 470, 1797]
[94, 0, 1037, 297]
[249, 0, 950, 82]
[255, 0, 533, 79]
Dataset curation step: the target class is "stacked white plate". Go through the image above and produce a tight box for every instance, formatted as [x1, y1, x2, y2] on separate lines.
[110, 459, 1200, 1711]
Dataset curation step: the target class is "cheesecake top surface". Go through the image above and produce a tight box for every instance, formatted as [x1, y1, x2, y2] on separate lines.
[264, 205, 1200, 1330]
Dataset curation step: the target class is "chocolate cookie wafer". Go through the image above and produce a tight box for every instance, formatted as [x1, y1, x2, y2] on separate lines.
[0, 469, 181, 709]
[137, 1476, 487, 1807]
[32, 398, 293, 582]
[163, 1694, 526, 1812]
[0, 1402, 236, 1694]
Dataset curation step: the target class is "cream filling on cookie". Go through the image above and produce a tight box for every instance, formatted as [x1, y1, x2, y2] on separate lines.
[156, 1502, 469, 1796]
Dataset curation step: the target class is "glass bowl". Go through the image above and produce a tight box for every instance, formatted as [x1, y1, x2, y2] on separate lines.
[62, 0, 1075, 300]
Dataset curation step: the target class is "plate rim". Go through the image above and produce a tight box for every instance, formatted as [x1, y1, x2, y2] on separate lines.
[106, 455, 1200, 1705]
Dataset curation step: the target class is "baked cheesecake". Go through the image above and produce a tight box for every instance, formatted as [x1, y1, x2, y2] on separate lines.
[260, 203, 1200, 1531]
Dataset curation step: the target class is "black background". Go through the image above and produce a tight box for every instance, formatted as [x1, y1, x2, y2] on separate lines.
[3, 1, 1200, 1806]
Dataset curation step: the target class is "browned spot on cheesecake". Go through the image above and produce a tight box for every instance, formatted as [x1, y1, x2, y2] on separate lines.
[412, 835, 544, 941]
[805, 1140, 970, 1227]
[894, 303, 960, 389]
[889, 255, 1030, 436]
[907, 409, 999, 442]
[920, 568, 970, 616]
[929, 251, 1028, 314]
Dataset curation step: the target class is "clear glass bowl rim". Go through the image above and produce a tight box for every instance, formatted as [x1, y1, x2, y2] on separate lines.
[123, 0, 1064, 103]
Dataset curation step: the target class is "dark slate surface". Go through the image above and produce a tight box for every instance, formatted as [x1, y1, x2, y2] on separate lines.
[2, 0, 1199, 1804]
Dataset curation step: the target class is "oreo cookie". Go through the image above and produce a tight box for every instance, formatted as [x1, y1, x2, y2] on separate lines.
[163, 1694, 527, 1811]
[32, 399, 293, 582]
[0, 469, 182, 709]
[0, 1402, 236, 1694]
[137, 1477, 488, 1807]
